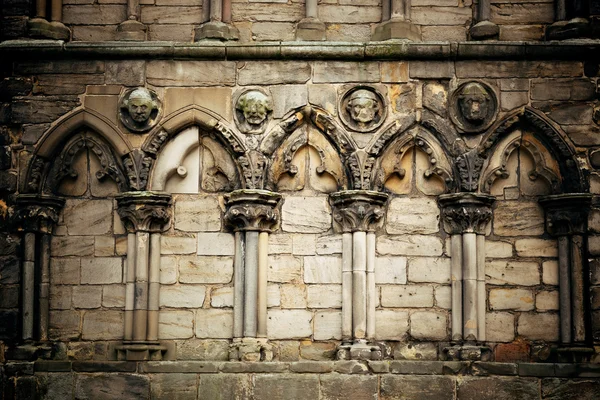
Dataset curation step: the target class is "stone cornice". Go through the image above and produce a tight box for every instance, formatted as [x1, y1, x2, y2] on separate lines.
[438, 192, 495, 235]
[224, 189, 281, 232]
[116, 191, 172, 233]
[15, 194, 65, 234]
[329, 190, 389, 233]
[3, 40, 600, 61]
[539, 193, 592, 236]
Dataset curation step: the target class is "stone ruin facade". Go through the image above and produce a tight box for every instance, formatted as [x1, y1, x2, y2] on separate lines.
[2, 0, 600, 399]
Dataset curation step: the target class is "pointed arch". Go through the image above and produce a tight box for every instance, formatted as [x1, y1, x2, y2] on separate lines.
[479, 107, 588, 193]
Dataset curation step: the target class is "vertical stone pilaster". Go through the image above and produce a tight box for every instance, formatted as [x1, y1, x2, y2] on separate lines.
[540, 193, 594, 362]
[329, 190, 388, 361]
[115, 191, 172, 361]
[439, 193, 494, 361]
[225, 189, 281, 362]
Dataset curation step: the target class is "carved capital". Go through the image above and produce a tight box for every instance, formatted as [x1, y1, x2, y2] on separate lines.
[438, 193, 495, 234]
[539, 193, 592, 236]
[116, 191, 172, 233]
[16, 195, 65, 234]
[224, 189, 281, 232]
[329, 190, 389, 233]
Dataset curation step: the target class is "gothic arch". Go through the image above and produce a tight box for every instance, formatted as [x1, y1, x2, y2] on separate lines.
[478, 107, 588, 194]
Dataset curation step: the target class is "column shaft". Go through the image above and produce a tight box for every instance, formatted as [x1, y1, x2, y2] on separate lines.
[306, 0, 318, 18]
[391, 0, 408, 19]
[202, 0, 211, 23]
[476, 234, 486, 342]
[352, 231, 367, 340]
[571, 234, 586, 343]
[365, 232, 376, 340]
[210, 0, 222, 22]
[341, 233, 353, 341]
[222, 0, 232, 22]
[382, 0, 391, 21]
[127, 0, 139, 19]
[39, 233, 51, 341]
[462, 232, 478, 341]
[147, 233, 161, 342]
[22, 232, 36, 341]
[257, 232, 269, 338]
[556, 0, 567, 21]
[124, 233, 136, 341]
[450, 234, 463, 341]
[244, 231, 259, 337]
[50, 0, 62, 22]
[558, 235, 572, 344]
[133, 231, 150, 341]
[36, 0, 47, 18]
[233, 232, 245, 338]
[478, 0, 491, 21]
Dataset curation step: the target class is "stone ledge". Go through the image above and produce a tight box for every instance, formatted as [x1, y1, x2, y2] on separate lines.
[2, 39, 600, 61]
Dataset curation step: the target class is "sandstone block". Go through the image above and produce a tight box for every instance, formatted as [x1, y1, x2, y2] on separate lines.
[161, 236, 197, 255]
[313, 62, 380, 83]
[268, 255, 302, 283]
[308, 84, 338, 115]
[375, 256, 407, 284]
[393, 342, 438, 360]
[412, 6, 471, 25]
[72, 285, 102, 309]
[489, 288, 534, 311]
[409, 61, 455, 79]
[147, 61, 236, 87]
[50, 286, 72, 310]
[72, 25, 117, 41]
[49, 310, 81, 340]
[160, 256, 178, 284]
[281, 284, 307, 309]
[75, 373, 148, 400]
[292, 234, 316, 256]
[410, 311, 447, 340]
[306, 285, 342, 308]
[321, 375, 377, 400]
[210, 286, 233, 308]
[254, 374, 318, 400]
[435, 286, 451, 309]
[375, 310, 409, 340]
[158, 310, 194, 339]
[536, 290, 559, 311]
[316, 235, 342, 255]
[494, 201, 544, 237]
[421, 25, 467, 41]
[408, 257, 450, 284]
[314, 311, 342, 340]
[304, 256, 342, 284]
[160, 285, 206, 308]
[63, 5, 126, 25]
[251, 22, 295, 41]
[486, 261, 539, 286]
[517, 313, 559, 341]
[269, 234, 292, 254]
[268, 284, 281, 307]
[381, 375, 454, 400]
[381, 62, 409, 83]
[174, 197, 221, 232]
[82, 310, 123, 340]
[140, 5, 201, 24]
[267, 310, 313, 339]
[34, 74, 104, 96]
[319, 5, 380, 23]
[95, 236, 115, 257]
[381, 285, 434, 308]
[177, 339, 230, 361]
[195, 309, 233, 338]
[51, 258, 80, 284]
[11, 97, 80, 124]
[457, 376, 539, 400]
[499, 25, 544, 41]
[271, 85, 308, 119]
[386, 197, 440, 235]
[231, 3, 304, 22]
[102, 285, 125, 308]
[238, 62, 311, 85]
[198, 374, 251, 399]
[501, 91, 528, 111]
[515, 239, 557, 257]
[148, 24, 194, 41]
[377, 235, 443, 256]
[63, 199, 113, 236]
[179, 256, 233, 284]
[150, 373, 197, 400]
[282, 196, 331, 233]
[81, 258, 122, 284]
[105, 60, 145, 86]
[197, 233, 234, 256]
[456, 61, 583, 79]
[485, 241, 513, 258]
[542, 260, 558, 285]
[486, 312, 515, 343]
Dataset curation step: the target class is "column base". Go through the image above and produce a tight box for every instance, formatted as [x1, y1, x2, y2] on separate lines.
[556, 346, 595, 363]
[116, 19, 148, 41]
[194, 21, 240, 41]
[337, 341, 382, 361]
[296, 17, 326, 41]
[115, 341, 172, 361]
[443, 345, 492, 361]
[371, 18, 421, 41]
[28, 18, 70, 41]
[469, 21, 499, 40]
[229, 338, 273, 362]
[546, 18, 590, 40]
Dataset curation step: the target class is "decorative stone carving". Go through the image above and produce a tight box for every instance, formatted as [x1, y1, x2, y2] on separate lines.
[224, 189, 281, 232]
[119, 87, 161, 133]
[116, 191, 172, 233]
[234, 90, 273, 134]
[123, 149, 153, 191]
[539, 194, 592, 236]
[15, 195, 65, 234]
[329, 190, 389, 233]
[438, 193, 495, 235]
[450, 81, 498, 134]
[456, 149, 486, 192]
[340, 87, 386, 133]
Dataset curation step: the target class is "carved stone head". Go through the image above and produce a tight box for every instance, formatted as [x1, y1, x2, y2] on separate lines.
[235, 90, 273, 134]
[450, 81, 497, 134]
[119, 87, 161, 133]
[340, 87, 386, 133]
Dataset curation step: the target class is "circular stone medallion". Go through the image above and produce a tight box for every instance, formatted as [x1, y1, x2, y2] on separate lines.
[449, 81, 498, 134]
[118, 87, 162, 133]
[339, 86, 386, 133]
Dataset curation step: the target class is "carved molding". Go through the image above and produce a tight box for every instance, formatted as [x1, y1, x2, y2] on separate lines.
[539, 193, 592, 236]
[438, 193, 495, 234]
[329, 190, 389, 233]
[116, 191, 172, 233]
[16, 194, 65, 234]
[224, 189, 282, 232]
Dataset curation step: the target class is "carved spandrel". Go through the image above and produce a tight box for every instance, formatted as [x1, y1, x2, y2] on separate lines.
[329, 190, 389, 233]
[224, 190, 282, 232]
[438, 193, 495, 234]
[116, 192, 172, 233]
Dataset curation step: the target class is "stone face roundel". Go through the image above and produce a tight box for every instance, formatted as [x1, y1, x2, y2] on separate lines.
[449, 81, 498, 134]
[339, 86, 386, 133]
[118, 87, 162, 133]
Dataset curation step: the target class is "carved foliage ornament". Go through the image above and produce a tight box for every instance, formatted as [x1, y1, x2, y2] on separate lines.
[329, 190, 389, 233]
[438, 193, 495, 234]
[340, 87, 386, 133]
[116, 192, 172, 233]
[224, 189, 281, 232]
[15, 194, 65, 233]
[119, 87, 162, 133]
[539, 194, 592, 236]
[234, 89, 273, 135]
[450, 81, 498, 134]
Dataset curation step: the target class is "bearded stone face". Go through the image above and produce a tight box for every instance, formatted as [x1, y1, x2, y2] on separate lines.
[346, 90, 380, 124]
[237, 92, 272, 126]
[458, 84, 489, 123]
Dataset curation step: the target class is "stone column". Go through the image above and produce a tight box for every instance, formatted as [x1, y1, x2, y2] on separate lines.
[296, 0, 326, 41]
[116, 191, 172, 361]
[28, 0, 70, 40]
[330, 190, 388, 361]
[116, 0, 148, 40]
[470, 0, 499, 40]
[540, 194, 594, 362]
[15, 195, 64, 357]
[195, 0, 240, 41]
[439, 193, 494, 361]
[225, 189, 281, 362]
[547, 0, 590, 39]
[372, 0, 421, 41]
